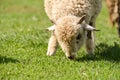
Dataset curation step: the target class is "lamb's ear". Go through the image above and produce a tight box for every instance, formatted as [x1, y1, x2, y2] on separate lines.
[46, 25, 55, 31]
[84, 24, 100, 31]
[77, 15, 86, 24]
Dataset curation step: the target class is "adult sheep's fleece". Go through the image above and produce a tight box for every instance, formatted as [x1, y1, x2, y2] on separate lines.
[44, 0, 102, 59]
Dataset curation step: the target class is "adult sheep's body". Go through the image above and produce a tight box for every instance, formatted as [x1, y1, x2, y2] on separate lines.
[44, 0, 102, 59]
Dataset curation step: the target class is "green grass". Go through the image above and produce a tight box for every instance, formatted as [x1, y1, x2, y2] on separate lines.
[0, 0, 120, 80]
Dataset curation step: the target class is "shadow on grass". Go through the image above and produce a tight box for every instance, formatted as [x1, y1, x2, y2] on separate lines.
[0, 56, 19, 64]
[77, 42, 120, 62]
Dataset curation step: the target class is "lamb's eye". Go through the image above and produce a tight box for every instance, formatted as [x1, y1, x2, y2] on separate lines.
[76, 33, 81, 40]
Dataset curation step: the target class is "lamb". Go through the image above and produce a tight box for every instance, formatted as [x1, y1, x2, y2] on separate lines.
[44, 0, 102, 59]
[105, 0, 120, 37]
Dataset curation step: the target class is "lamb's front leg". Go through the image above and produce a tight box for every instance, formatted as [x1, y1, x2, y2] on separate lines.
[85, 22, 95, 55]
[85, 30, 95, 55]
[47, 32, 58, 56]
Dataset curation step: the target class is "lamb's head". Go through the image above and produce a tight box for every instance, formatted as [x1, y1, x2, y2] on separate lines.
[47, 15, 96, 59]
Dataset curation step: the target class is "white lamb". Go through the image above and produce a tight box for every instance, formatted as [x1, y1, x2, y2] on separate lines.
[44, 0, 102, 59]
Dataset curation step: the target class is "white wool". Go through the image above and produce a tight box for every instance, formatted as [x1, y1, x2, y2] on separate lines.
[45, 0, 102, 58]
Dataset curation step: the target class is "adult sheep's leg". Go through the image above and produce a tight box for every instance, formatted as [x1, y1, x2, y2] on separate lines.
[117, 16, 120, 37]
[117, 0, 120, 37]
[47, 32, 58, 56]
[85, 22, 95, 55]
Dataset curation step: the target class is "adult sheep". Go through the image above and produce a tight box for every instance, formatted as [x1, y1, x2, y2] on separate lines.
[105, 0, 120, 37]
[44, 0, 102, 59]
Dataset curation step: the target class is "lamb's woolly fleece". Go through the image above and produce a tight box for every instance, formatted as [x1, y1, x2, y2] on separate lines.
[44, 0, 102, 23]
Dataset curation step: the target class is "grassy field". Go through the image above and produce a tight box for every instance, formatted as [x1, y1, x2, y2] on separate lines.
[0, 0, 120, 80]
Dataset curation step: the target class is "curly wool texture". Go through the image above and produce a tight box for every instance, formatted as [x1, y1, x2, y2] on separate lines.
[55, 16, 77, 42]
[44, 0, 102, 23]
[56, 24, 75, 43]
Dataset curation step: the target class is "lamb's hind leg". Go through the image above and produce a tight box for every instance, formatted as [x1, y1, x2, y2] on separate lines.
[47, 32, 58, 56]
[85, 22, 95, 55]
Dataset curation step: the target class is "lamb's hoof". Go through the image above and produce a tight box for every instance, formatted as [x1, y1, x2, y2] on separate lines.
[46, 51, 54, 56]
